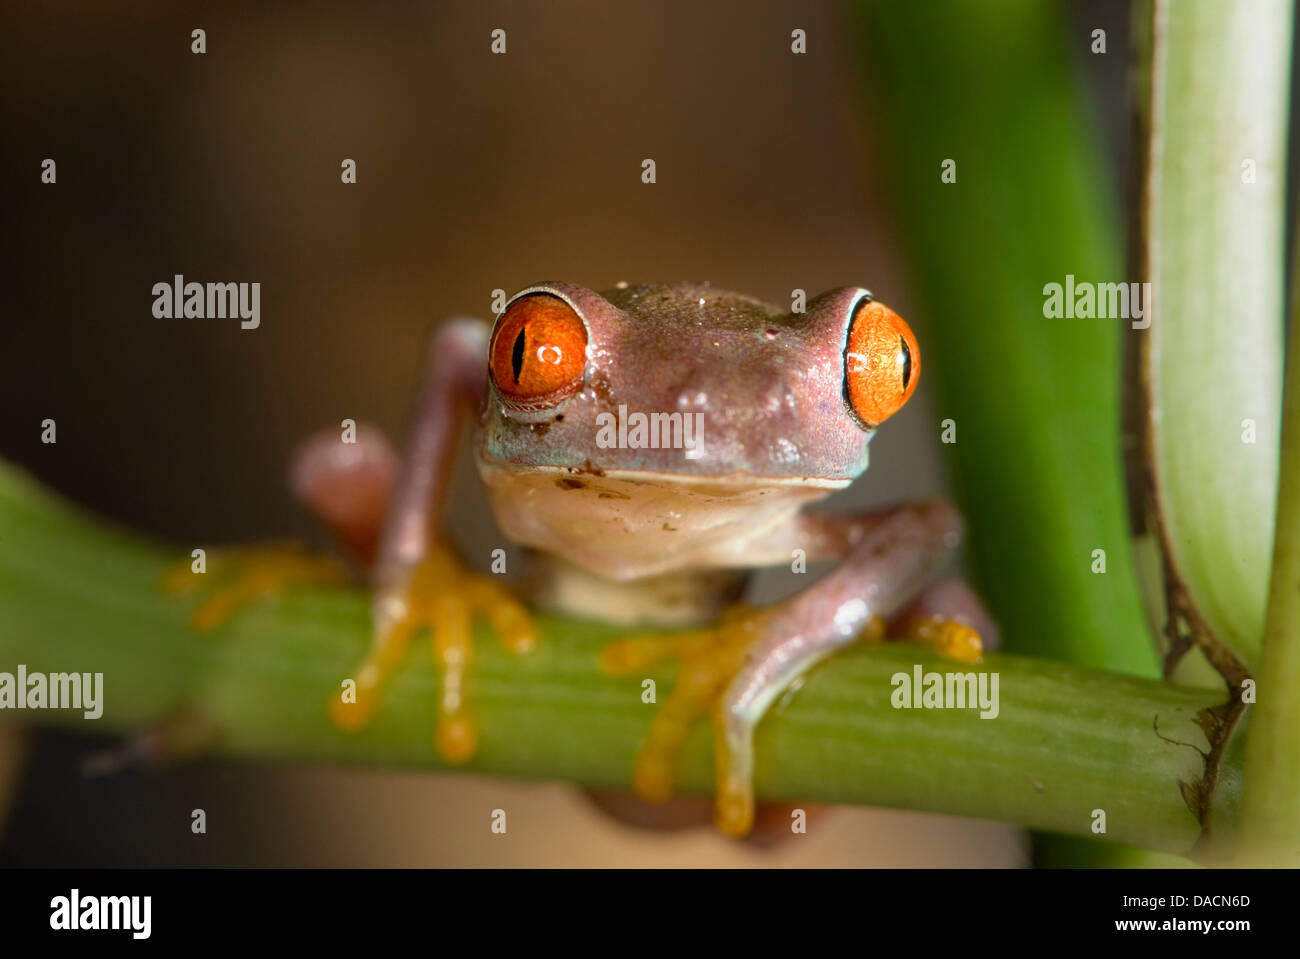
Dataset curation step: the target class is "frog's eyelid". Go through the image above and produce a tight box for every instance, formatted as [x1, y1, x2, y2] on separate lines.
[502, 284, 590, 324]
[839, 288, 873, 322]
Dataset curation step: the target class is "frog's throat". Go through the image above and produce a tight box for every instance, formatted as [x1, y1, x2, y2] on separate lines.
[527, 554, 748, 627]
[474, 453, 848, 582]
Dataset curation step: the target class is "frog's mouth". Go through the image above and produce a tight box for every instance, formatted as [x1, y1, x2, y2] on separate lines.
[474, 452, 854, 492]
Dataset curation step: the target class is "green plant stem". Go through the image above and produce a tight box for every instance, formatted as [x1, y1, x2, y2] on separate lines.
[852, 0, 1154, 677]
[1132, 0, 1289, 679]
[852, 0, 1161, 866]
[1238, 229, 1300, 866]
[0, 460, 1236, 854]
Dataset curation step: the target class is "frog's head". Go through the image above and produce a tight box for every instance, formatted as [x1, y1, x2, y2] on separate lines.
[474, 282, 922, 581]
[478, 281, 920, 483]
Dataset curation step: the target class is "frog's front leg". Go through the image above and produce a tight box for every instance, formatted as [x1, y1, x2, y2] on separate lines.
[603, 499, 978, 836]
[326, 318, 536, 761]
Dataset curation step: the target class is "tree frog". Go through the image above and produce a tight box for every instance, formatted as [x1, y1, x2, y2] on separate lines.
[183, 282, 990, 837]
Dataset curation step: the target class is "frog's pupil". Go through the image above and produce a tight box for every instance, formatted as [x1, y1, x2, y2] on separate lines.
[899, 336, 912, 390]
[511, 328, 527, 384]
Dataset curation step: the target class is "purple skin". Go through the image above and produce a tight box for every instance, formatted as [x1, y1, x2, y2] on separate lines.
[292, 282, 995, 835]
[480, 282, 873, 479]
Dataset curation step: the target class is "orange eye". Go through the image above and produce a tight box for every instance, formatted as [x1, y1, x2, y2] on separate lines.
[489, 294, 588, 408]
[844, 298, 920, 429]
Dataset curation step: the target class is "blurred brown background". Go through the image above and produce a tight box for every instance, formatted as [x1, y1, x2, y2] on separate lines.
[0, 0, 1131, 866]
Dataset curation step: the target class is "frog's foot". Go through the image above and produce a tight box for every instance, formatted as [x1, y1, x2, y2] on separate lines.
[892, 614, 983, 663]
[600, 607, 984, 838]
[328, 544, 537, 763]
[162, 543, 350, 631]
[889, 574, 998, 658]
[600, 605, 784, 834]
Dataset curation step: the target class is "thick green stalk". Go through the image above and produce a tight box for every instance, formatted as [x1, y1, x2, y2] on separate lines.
[1131, 0, 1289, 680]
[1238, 229, 1300, 865]
[852, 0, 1161, 866]
[852, 0, 1155, 675]
[0, 460, 1237, 854]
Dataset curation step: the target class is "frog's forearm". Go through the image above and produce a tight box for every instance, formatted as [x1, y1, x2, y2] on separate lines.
[333, 317, 503, 757]
[731, 502, 964, 720]
[373, 318, 488, 590]
[702, 500, 963, 832]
